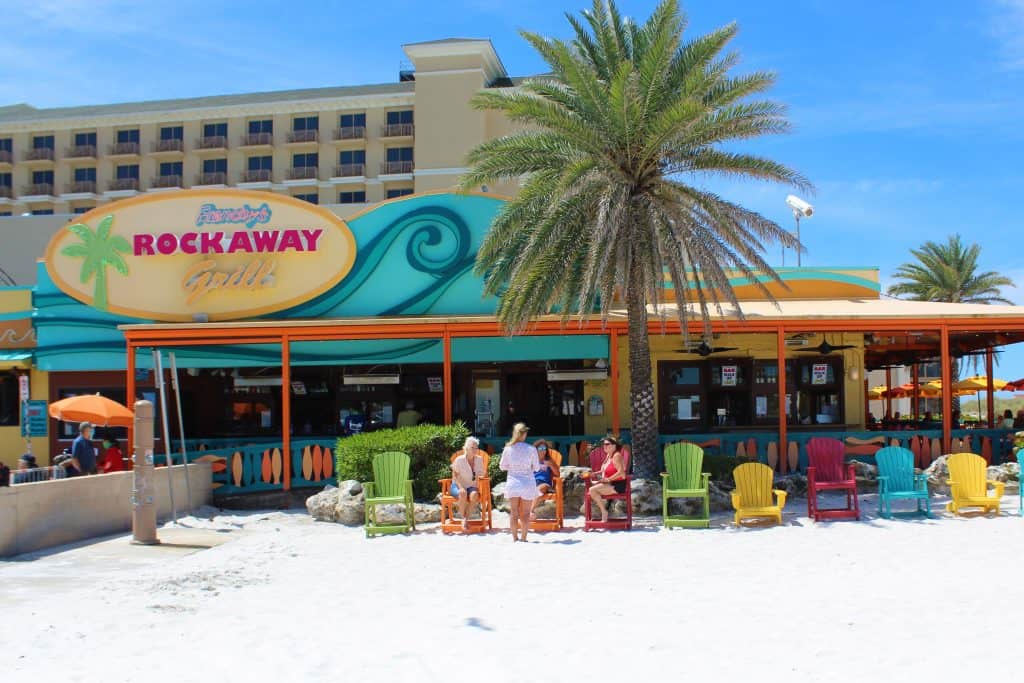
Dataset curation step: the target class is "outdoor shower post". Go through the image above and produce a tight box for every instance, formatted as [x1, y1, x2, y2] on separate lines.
[131, 399, 159, 545]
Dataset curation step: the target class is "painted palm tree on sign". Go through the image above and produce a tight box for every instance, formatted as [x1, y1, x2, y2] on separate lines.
[60, 215, 131, 311]
[888, 234, 1014, 411]
[461, 0, 809, 477]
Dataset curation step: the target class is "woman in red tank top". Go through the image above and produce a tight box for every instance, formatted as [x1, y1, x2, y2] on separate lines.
[588, 436, 627, 523]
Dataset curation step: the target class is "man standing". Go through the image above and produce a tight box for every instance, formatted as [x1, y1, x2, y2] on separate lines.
[396, 401, 422, 428]
[69, 422, 97, 476]
[451, 436, 485, 531]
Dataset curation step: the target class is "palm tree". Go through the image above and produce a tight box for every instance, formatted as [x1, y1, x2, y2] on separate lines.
[460, 0, 808, 478]
[60, 214, 131, 311]
[888, 233, 1014, 413]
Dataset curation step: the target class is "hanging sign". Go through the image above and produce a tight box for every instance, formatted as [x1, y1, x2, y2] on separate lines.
[427, 377, 443, 393]
[812, 363, 828, 385]
[21, 400, 48, 438]
[18, 374, 29, 401]
[45, 190, 357, 322]
[721, 365, 738, 387]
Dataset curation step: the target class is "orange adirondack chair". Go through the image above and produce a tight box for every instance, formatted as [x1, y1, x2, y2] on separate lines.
[530, 448, 564, 531]
[439, 450, 492, 533]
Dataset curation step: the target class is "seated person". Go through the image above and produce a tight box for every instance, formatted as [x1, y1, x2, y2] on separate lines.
[450, 436, 485, 530]
[1001, 409, 1015, 429]
[588, 436, 627, 523]
[531, 439, 561, 519]
[99, 438, 125, 473]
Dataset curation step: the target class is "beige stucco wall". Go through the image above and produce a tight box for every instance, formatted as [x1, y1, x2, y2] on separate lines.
[0, 462, 211, 557]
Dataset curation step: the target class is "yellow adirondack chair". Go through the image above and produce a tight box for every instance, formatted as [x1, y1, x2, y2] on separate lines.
[731, 462, 787, 526]
[946, 452, 1004, 516]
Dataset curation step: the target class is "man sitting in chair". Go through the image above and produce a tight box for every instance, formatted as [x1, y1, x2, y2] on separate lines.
[451, 436, 485, 531]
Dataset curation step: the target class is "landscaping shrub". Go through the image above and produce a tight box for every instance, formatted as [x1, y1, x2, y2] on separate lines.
[703, 454, 742, 485]
[336, 422, 470, 501]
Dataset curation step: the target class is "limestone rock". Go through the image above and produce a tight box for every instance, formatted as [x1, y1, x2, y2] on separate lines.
[626, 478, 662, 515]
[850, 460, 878, 491]
[773, 473, 808, 499]
[667, 480, 732, 515]
[559, 466, 589, 517]
[923, 455, 950, 495]
[334, 479, 367, 526]
[373, 503, 442, 524]
[306, 485, 339, 522]
[987, 461, 1019, 488]
[491, 482, 509, 512]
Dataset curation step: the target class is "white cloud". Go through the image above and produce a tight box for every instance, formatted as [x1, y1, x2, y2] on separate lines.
[992, 0, 1024, 70]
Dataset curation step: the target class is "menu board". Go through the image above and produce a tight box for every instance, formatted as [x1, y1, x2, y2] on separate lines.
[755, 395, 768, 418]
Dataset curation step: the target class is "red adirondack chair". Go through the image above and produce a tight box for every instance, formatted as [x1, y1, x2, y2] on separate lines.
[584, 446, 632, 531]
[806, 437, 860, 522]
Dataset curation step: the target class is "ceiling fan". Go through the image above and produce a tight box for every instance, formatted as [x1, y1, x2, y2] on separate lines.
[796, 338, 857, 355]
[676, 341, 740, 357]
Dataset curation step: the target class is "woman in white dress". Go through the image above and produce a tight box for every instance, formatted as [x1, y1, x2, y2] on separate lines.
[499, 422, 540, 542]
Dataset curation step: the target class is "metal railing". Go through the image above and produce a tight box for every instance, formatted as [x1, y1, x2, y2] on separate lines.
[333, 163, 365, 177]
[196, 135, 228, 150]
[65, 145, 96, 158]
[286, 166, 318, 180]
[10, 466, 68, 485]
[152, 139, 185, 153]
[380, 160, 413, 174]
[381, 123, 414, 137]
[241, 169, 272, 182]
[240, 132, 273, 146]
[0, 150, 11, 164]
[152, 175, 183, 188]
[65, 180, 97, 194]
[0, 186, 12, 199]
[24, 148, 55, 161]
[109, 178, 140, 191]
[23, 183, 54, 196]
[287, 129, 319, 143]
[196, 172, 227, 185]
[334, 126, 365, 141]
[109, 141, 140, 155]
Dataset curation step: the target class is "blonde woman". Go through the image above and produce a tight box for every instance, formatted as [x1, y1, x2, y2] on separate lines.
[499, 422, 539, 542]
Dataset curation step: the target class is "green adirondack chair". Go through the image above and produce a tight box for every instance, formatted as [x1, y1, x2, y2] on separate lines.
[876, 446, 931, 518]
[363, 451, 416, 537]
[661, 442, 710, 529]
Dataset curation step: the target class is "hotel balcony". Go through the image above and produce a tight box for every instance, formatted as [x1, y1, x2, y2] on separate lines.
[64, 181, 97, 195]
[108, 178, 140, 191]
[65, 145, 97, 159]
[150, 139, 185, 155]
[22, 183, 55, 199]
[239, 133, 273, 148]
[240, 169, 273, 183]
[285, 166, 319, 181]
[286, 130, 319, 145]
[23, 148, 56, 164]
[380, 123, 414, 138]
[195, 172, 227, 186]
[333, 126, 366, 142]
[196, 136, 228, 152]
[380, 161, 414, 175]
[0, 187, 13, 199]
[151, 175, 183, 189]
[331, 163, 365, 180]
[108, 142, 141, 157]
[0, 150, 11, 166]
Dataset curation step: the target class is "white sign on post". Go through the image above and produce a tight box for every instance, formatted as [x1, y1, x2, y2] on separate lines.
[18, 374, 29, 401]
[812, 363, 828, 385]
[721, 365, 738, 387]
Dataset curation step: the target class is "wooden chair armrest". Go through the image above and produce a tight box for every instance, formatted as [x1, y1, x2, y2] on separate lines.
[701, 473, 711, 485]
[660, 473, 669, 480]
[439, 477, 453, 488]
[988, 480, 1006, 496]
[773, 489, 788, 508]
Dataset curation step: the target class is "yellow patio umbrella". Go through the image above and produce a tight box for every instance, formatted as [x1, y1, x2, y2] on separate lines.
[922, 379, 975, 397]
[867, 385, 887, 400]
[954, 375, 1008, 392]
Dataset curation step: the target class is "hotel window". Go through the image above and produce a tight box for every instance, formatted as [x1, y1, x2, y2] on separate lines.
[203, 122, 228, 138]
[0, 138, 11, 152]
[339, 150, 365, 165]
[74, 132, 97, 147]
[116, 129, 140, 143]
[160, 126, 184, 140]
[386, 188, 413, 199]
[32, 170, 54, 185]
[0, 212, 11, 217]
[293, 116, 319, 131]
[248, 155, 272, 171]
[159, 162, 183, 177]
[293, 153, 318, 168]
[74, 167, 96, 182]
[33, 135, 55, 149]
[203, 158, 227, 174]
[72, 206, 92, 214]
[384, 146, 413, 174]
[386, 110, 414, 125]
[0, 173, 11, 187]
[386, 147, 413, 163]
[248, 119, 273, 134]
[32, 209, 54, 215]
[294, 192, 319, 205]
[116, 164, 139, 180]
[340, 113, 366, 129]
[338, 190, 365, 204]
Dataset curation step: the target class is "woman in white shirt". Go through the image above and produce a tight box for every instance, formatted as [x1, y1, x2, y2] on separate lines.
[499, 422, 540, 542]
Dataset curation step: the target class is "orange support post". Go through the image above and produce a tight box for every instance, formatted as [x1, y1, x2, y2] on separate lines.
[940, 326, 951, 453]
[885, 366, 892, 420]
[610, 329, 620, 436]
[911, 363, 919, 424]
[985, 348, 995, 428]
[443, 329, 452, 425]
[281, 335, 291, 491]
[777, 326, 787, 461]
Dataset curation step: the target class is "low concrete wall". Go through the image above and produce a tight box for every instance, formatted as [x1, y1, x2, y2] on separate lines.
[0, 463, 212, 557]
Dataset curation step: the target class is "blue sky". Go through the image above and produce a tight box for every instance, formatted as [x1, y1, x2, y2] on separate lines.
[5, 0, 1024, 378]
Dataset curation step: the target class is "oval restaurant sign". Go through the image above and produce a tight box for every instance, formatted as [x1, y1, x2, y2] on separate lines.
[45, 190, 356, 321]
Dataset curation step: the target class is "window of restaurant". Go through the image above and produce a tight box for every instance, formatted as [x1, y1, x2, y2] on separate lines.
[0, 372, 19, 426]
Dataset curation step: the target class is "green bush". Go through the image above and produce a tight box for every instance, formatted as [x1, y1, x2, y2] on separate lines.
[486, 446, 506, 486]
[335, 422, 470, 501]
[703, 454, 742, 485]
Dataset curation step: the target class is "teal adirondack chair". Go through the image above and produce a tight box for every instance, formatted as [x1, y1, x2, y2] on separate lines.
[876, 446, 932, 518]
[661, 442, 710, 529]
[363, 451, 416, 537]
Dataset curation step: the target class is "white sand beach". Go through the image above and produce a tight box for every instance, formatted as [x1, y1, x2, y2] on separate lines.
[2, 496, 1021, 683]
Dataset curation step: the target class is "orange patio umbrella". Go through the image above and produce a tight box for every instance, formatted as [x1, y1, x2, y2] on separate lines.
[48, 393, 134, 427]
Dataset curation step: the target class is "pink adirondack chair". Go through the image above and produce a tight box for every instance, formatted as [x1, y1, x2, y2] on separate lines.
[584, 446, 632, 531]
[806, 437, 860, 522]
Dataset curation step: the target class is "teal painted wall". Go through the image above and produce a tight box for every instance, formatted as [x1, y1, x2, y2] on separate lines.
[452, 334, 608, 362]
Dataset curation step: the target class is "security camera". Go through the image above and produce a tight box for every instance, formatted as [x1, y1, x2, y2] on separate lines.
[786, 195, 813, 217]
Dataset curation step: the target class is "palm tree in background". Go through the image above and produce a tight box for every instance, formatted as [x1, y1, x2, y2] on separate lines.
[60, 214, 131, 311]
[461, 0, 809, 477]
[888, 234, 1014, 413]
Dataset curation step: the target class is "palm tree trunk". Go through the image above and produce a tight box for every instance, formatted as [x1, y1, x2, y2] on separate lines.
[950, 358, 961, 417]
[625, 261, 658, 479]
